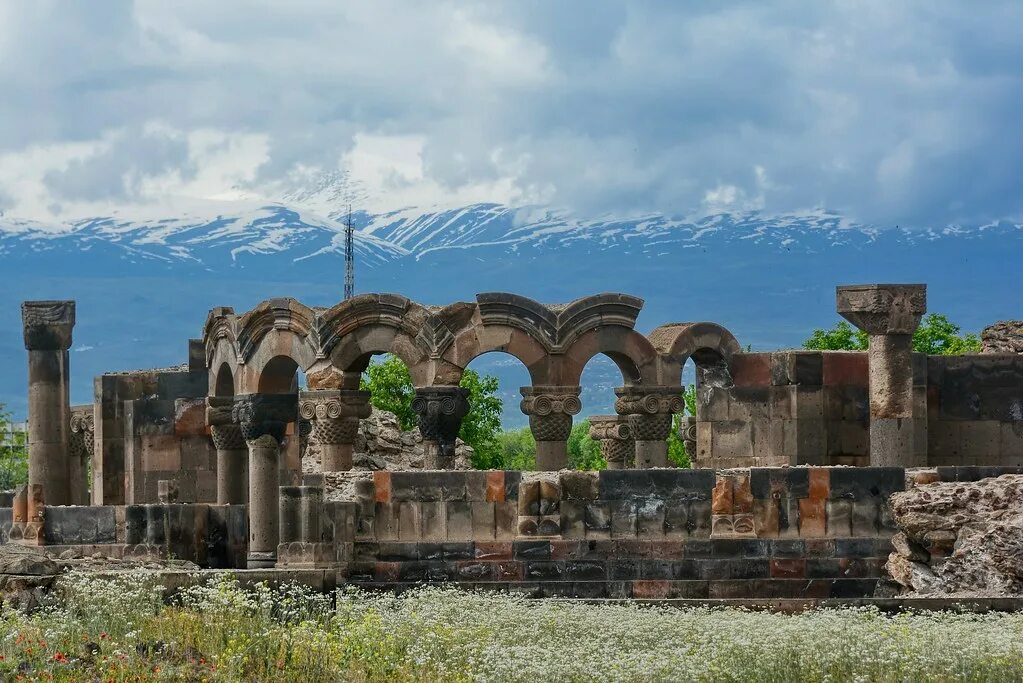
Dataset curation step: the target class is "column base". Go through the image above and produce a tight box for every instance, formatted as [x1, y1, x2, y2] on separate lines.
[247, 551, 277, 569]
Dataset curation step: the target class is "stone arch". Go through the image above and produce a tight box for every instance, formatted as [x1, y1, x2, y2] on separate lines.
[232, 299, 319, 393]
[321, 293, 434, 385]
[443, 324, 552, 386]
[559, 327, 659, 386]
[648, 322, 742, 386]
[257, 355, 301, 394]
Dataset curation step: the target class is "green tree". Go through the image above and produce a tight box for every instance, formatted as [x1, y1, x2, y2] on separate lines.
[567, 419, 604, 470]
[666, 384, 696, 468]
[803, 313, 981, 355]
[359, 355, 505, 469]
[0, 403, 28, 490]
[496, 426, 535, 470]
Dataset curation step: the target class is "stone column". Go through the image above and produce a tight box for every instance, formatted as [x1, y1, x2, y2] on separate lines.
[588, 415, 634, 470]
[299, 389, 372, 472]
[615, 386, 686, 468]
[68, 407, 94, 505]
[207, 397, 247, 505]
[837, 284, 927, 467]
[520, 386, 582, 471]
[232, 393, 296, 568]
[412, 386, 471, 469]
[22, 300, 75, 508]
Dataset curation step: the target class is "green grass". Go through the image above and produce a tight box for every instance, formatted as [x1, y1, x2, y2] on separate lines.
[1, 571, 1022, 681]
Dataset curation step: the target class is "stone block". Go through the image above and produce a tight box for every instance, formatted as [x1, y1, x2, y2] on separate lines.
[560, 500, 585, 538]
[753, 499, 779, 537]
[420, 502, 447, 540]
[687, 500, 712, 538]
[374, 502, 400, 541]
[465, 471, 488, 501]
[822, 352, 868, 387]
[398, 502, 422, 540]
[470, 502, 496, 539]
[174, 398, 208, 437]
[798, 498, 826, 538]
[513, 540, 551, 560]
[494, 502, 517, 539]
[446, 501, 473, 540]
[485, 471, 505, 502]
[610, 500, 637, 538]
[518, 479, 540, 516]
[710, 421, 752, 460]
[959, 421, 1001, 460]
[584, 502, 612, 536]
[635, 500, 666, 538]
[850, 500, 880, 536]
[825, 500, 852, 537]
[731, 353, 773, 388]
[538, 479, 561, 515]
[663, 502, 689, 537]
[1000, 423, 1023, 463]
[829, 467, 902, 500]
[43, 506, 117, 545]
[503, 471, 522, 501]
[140, 434, 181, 471]
[699, 386, 731, 422]
[560, 471, 599, 500]
[598, 469, 715, 501]
[474, 542, 513, 560]
[536, 515, 561, 536]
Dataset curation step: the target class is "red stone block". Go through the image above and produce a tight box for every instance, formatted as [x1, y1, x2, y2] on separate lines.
[808, 468, 830, 501]
[485, 471, 505, 502]
[798, 498, 827, 538]
[374, 561, 401, 582]
[770, 558, 806, 579]
[633, 580, 672, 599]
[822, 353, 868, 387]
[174, 399, 207, 437]
[731, 354, 772, 388]
[374, 471, 391, 504]
[733, 475, 754, 514]
[550, 540, 586, 560]
[712, 476, 734, 515]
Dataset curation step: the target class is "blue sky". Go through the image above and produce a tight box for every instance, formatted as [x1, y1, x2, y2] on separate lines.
[0, 1, 1021, 226]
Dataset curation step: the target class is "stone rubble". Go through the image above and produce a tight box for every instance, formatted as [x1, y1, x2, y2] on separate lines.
[885, 474, 1023, 595]
[981, 320, 1023, 354]
[303, 408, 474, 474]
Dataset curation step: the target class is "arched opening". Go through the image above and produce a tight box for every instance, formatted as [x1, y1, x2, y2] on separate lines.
[258, 356, 300, 394]
[462, 350, 533, 470]
[255, 355, 302, 484]
[214, 362, 235, 397]
[356, 352, 418, 469]
[572, 353, 624, 470]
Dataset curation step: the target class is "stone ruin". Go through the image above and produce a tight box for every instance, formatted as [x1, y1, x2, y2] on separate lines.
[3, 284, 1023, 603]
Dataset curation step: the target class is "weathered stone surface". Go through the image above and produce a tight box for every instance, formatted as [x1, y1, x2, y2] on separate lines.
[981, 320, 1023, 354]
[0, 545, 58, 575]
[886, 474, 1023, 595]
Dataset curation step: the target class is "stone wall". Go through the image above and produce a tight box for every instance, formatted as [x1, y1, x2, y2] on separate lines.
[332, 467, 904, 599]
[695, 350, 1023, 469]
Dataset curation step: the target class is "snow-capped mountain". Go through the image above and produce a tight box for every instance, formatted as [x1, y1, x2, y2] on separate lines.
[0, 189, 1019, 425]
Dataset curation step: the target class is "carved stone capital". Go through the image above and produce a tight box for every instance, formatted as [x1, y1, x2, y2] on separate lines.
[232, 393, 296, 444]
[298, 389, 372, 421]
[520, 386, 581, 442]
[22, 300, 75, 351]
[588, 415, 634, 466]
[519, 386, 583, 417]
[836, 284, 927, 336]
[69, 407, 95, 459]
[206, 396, 237, 426]
[614, 386, 686, 417]
[411, 386, 470, 454]
[211, 423, 246, 450]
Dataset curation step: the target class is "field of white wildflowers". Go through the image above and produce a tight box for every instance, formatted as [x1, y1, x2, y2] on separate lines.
[1, 572, 1022, 682]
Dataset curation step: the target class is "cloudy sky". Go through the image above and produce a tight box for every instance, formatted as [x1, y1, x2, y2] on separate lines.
[0, 1, 1020, 226]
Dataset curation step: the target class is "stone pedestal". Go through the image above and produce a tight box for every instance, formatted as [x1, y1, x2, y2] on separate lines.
[837, 284, 927, 467]
[299, 389, 371, 472]
[412, 386, 470, 469]
[233, 393, 296, 568]
[207, 397, 247, 505]
[521, 386, 582, 471]
[615, 386, 685, 468]
[588, 416, 634, 469]
[22, 300, 75, 508]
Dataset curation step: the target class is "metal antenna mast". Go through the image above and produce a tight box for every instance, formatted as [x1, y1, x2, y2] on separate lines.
[344, 204, 354, 300]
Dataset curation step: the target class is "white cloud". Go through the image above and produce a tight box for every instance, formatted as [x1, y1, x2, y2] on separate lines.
[0, 0, 1020, 226]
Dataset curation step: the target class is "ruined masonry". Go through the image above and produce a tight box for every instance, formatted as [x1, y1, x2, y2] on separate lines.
[4, 284, 1023, 600]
